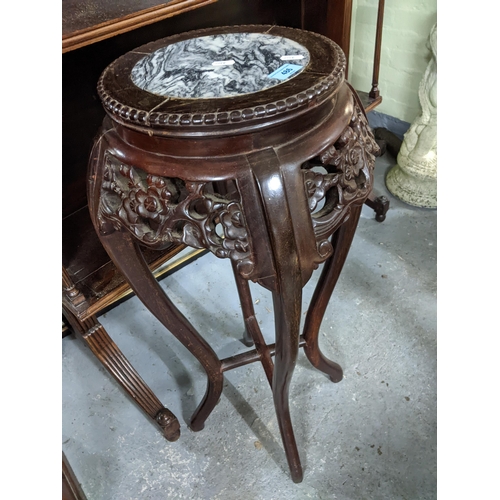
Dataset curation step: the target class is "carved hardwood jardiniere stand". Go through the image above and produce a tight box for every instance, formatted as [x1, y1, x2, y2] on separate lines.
[87, 25, 378, 483]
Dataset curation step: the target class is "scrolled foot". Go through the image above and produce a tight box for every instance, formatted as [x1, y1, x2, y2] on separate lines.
[304, 344, 344, 384]
[188, 420, 205, 432]
[156, 408, 181, 442]
[329, 368, 344, 383]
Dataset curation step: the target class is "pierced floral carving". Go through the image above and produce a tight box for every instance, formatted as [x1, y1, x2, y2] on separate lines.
[98, 156, 254, 277]
[302, 100, 379, 258]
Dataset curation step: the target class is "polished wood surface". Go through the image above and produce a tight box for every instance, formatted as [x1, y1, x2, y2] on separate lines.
[62, 0, 218, 52]
[62, 453, 86, 500]
[369, 0, 385, 99]
[301, 0, 353, 76]
[62, 205, 193, 320]
[62, 1, 387, 485]
[87, 25, 379, 483]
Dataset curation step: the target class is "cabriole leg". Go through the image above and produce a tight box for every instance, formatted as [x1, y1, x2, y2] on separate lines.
[97, 229, 224, 432]
[271, 280, 303, 483]
[251, 149, 304, 483]
[303, 204, 363, 382]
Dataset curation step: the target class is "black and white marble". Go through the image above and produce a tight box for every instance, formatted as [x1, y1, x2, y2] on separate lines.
[130, 33, 310, 99]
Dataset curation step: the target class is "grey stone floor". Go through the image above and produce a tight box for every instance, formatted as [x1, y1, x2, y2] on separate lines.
[62, 152, 437, 499]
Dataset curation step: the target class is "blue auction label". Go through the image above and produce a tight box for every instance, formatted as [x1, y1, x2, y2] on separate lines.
[268, 64, 303, 81]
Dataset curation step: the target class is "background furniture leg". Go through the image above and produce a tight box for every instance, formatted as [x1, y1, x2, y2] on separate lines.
[364, 193, 390, 222]
[62, 306, 181, 441]
[63, 452, 87, 500]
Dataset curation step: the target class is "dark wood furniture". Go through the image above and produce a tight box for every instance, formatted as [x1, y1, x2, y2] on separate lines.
[62, 0, 387, 488]
[62, 0, 219, 443]
[62, 453, 87, 500]
[63, 0, 219, 53]
[62, 0, 388, 326]
[87, 25, 379, 483]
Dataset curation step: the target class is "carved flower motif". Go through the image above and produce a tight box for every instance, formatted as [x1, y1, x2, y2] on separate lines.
[302, 101, 376, 228]
[122, 187, 168, 224]
[219, 202, 249, 255]
[304, 171, 328, 212]
[180, 223, 203, 248]
[319, 145, 337, 165]
[147, 175, 178, 203]
[347, 147, 361, 175]
[100, 160, 254, 274]
[338, 144, 364, 193]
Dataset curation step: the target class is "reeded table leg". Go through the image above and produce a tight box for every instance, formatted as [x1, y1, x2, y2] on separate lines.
[97, 229, 224, 432]
[63, 306, 181, 441]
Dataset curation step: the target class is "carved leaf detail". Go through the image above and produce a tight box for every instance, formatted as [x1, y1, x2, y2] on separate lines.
[98, 158, 254, 277]
[302, 99, 378, 258]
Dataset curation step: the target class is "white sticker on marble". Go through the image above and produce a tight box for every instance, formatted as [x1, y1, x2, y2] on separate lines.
[280, 54, 304, 61]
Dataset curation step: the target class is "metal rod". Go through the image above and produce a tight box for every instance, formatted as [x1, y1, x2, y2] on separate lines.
[369, 0, 385, 99]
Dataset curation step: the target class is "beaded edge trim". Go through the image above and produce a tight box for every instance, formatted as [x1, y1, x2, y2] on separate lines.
[97, 25, 346, 128]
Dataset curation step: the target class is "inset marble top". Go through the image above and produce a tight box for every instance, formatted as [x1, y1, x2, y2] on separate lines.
[131, 33, 310, 99]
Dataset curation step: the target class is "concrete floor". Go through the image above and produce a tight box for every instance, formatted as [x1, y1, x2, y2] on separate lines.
[62, 151, 437, 499]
